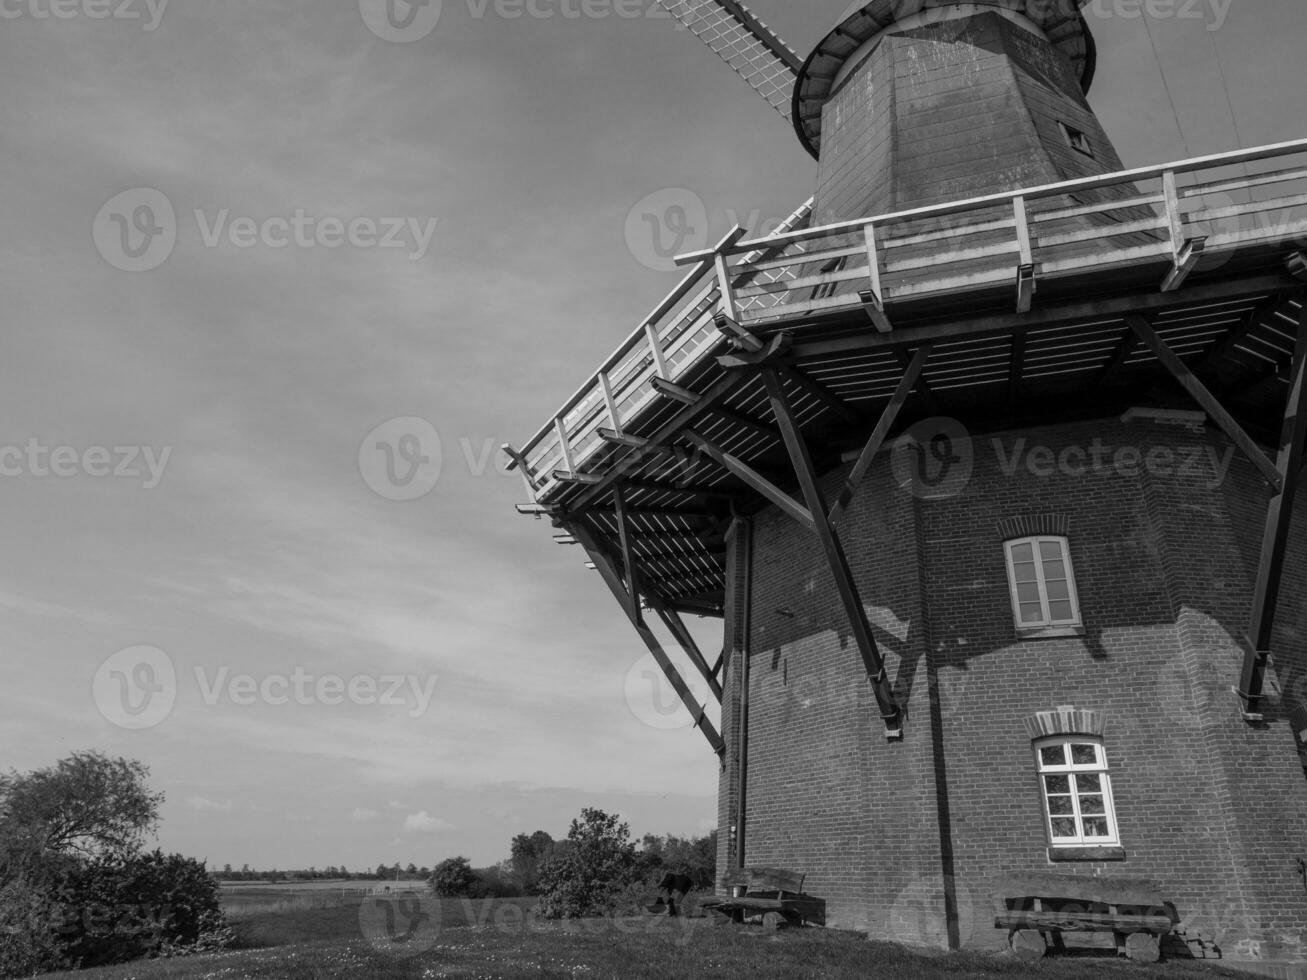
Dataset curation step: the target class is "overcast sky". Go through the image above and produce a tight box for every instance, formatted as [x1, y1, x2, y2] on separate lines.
[2, 0, 1305, 873]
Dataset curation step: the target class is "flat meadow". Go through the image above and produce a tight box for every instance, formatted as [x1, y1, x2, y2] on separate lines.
[38, 883, 1273, 980]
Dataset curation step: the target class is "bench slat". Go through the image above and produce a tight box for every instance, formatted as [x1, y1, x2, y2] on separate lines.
[995, 911, 1174, 935]
[988, 871, 1167, 910]
[722, 867, 806, 895]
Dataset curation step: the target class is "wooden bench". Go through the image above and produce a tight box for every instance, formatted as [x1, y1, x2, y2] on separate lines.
[701, 867, 825, 930]
[991, 871, 1177, 963]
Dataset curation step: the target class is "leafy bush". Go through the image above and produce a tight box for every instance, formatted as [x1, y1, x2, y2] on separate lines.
[0, 878, 69, 978]
[536, 809, 650, 919]
[49, 850, 230, 969]
[430, 856, 477, 898]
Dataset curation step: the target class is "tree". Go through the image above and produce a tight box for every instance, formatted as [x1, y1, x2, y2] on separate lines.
[536, 808, 641, 918]
[405, 863, 418, 877]
[430, 856, 476, 897]
[509, 830, 556, 895]
[0, 752, 163, 878]
[375, 863, 389, 880]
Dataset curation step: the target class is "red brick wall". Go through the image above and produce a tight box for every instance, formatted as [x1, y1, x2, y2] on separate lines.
[719, 413, 1307, 959]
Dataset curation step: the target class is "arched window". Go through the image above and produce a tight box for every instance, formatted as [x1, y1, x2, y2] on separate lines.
[1004, 535, 1081, 631]
[1035, 737, 1119, 846]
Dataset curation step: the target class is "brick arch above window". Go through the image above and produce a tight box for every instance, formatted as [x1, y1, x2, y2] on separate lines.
[997, 514, 1071, 541]
[1024, 706, 1106, 741]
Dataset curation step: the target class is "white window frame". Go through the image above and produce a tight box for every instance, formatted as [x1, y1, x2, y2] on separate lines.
[1035, 737, 1120, 847]
[1003, 535, 1082, 632]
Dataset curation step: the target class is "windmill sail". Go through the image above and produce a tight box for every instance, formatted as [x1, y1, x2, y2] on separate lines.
[655, 0, 802, 122]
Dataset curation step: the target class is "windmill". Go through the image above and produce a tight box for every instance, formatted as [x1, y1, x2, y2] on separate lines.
[653, 0, 1114, 221]
[509, 0, 1307, 958]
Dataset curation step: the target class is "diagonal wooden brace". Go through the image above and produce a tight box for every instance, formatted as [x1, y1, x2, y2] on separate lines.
[1239, 297, 1307, 719]
[1127, 314, 1284, 491]
[830, 345, 932, 526]
[759, 369, 904, 738]
[568, 519, 725, 758]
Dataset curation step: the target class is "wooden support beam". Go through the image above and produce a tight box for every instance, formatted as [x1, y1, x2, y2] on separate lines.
[656, 606, 724, 703]
[600, 428, 649, 449]
[715, 312, 764, 353]
[613, 484, 640, 621]
[1162, 236, 1207, 292]
[711, 408, 780, 443]
[760, 369, 904, 738]
[711, 650, 725, 682]
[830, 346, 932, 526]
[1127, 313, 1284, 490]
[598, 371, 623, 438]
[776, 366, 861, 424]
[1239, 302, 1307, 719]
[1094, 325, 1137, 389]
[553, 470, 604, 486]
[1289, 252, 1307, 282]
[569, 520, 725, 758]
[622, 480, 737, 502]
[717, 332, 791, 370]
[651, 377, 700, 405]
[683, 430, 815, 531]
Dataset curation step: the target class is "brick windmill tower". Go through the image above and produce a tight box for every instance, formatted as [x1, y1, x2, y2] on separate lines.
[508, 0, 1307, 968]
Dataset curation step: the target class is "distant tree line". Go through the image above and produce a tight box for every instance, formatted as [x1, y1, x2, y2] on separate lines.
[427, 809, 717, 918]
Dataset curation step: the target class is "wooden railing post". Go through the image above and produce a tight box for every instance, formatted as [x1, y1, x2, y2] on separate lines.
[598, 371, 622, 437]
[859, 223, 891, 332]
[644, 322, 670, 381]
[714, 247, 740, 322]
[1014, 195, 1036, 313]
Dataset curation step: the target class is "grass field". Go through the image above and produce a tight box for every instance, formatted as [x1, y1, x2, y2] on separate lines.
[39, 894, 1273, 980]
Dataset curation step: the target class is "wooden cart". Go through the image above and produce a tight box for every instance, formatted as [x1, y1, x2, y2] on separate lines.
[702, 867, 825, 931]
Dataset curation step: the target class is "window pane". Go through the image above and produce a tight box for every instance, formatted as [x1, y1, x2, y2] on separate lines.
[1050, 818, 1078, 839]
[1039, 540, 1064, 561]
[1046, 580, 1070, 601]
[1042, 559, 1067, 580]
[1012, 561, 1038, 583]
[1077, 772, 1101, 792]
[1011, 543, 1034, 563]
[1039, 745, 1065, 767]
[1048, 600, 1074, 621]
[1044, 774, 1070, 794]
[1017, 582, 1042, 603]
[1082, 817, 1110, 838]
[1020, 603, 1046, 624]
[1071, 745, 1098, 766]
[1078, 795, 1105, 816]
[1047, 795, 1074, 815]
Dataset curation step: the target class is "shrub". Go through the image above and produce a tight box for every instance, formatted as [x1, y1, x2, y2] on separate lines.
[536, 809, 649, 919]
[430, 857, 477, 898]
[51, 850, 230, 968]
[0, 878, 68, 978]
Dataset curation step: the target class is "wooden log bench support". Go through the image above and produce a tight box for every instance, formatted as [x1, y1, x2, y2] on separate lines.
[702, 867, 825, 930]
[990, 872, 1176, 963]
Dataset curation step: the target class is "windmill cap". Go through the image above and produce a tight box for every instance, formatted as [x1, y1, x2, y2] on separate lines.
[792, 0, 1098, 160]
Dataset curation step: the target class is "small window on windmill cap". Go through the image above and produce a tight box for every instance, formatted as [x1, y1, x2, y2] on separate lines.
[1059, 122, 1094, 158]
